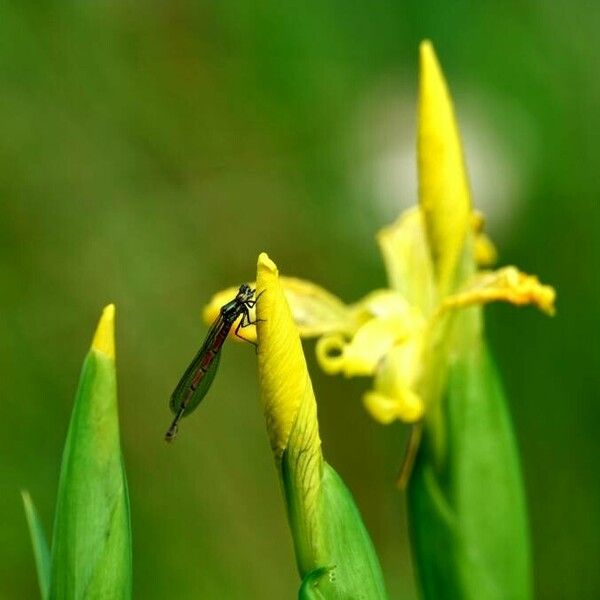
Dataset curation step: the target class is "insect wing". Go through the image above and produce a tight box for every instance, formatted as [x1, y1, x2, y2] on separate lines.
[169, 317, 225, 417]
[174, 351, 221, 417]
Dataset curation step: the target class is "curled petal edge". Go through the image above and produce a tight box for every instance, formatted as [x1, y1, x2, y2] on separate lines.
[439, 266, 556, 316]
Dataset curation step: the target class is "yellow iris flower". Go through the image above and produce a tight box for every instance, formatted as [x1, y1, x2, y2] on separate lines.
[204, 40, 555, 434]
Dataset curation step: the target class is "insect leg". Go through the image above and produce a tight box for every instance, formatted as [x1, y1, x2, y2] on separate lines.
[234, 308, 259, 347]
[243, 311, 266, 327]
[246, 289, 265, 308]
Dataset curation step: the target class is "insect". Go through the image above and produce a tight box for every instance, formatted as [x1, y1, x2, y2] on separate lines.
[165, 284, 260, 442]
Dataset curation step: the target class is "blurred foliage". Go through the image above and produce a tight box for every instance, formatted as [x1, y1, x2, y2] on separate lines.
[0, 1, 598, 599]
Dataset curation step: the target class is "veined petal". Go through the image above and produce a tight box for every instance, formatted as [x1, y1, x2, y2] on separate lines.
[440, 266, 556, 315]
[203, 277, 354, 344]
[418, 40, 473, 295]
[279, 276, 356, 336]
[377, 207, 436, 315]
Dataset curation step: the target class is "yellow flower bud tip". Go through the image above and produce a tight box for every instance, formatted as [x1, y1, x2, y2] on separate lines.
[91, 303, 115, 359]
[418, 39, 472, 293]
[256, 252, 321, 460]
[257, 251, 278, 277]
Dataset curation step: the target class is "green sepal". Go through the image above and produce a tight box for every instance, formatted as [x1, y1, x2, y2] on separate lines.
[282, 452, 389, 600]
[49, 348, 132, 600]
[408, 340, 531, 600]
[318, 464, 389, 599]
[22, 491, 51, 600]
[298, 566, 335, 600]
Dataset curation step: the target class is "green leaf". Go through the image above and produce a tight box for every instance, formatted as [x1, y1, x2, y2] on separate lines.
[299, 566, 334, 600]
[318, 463, 389, 600]
[283, 454, 389, 600]
[22, 491, 51, 600]
[49, 312, 131, 600]
[408, 340, 531, 600]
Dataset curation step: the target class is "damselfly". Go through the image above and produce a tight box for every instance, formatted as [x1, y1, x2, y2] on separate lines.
[165, 284, 259, 442]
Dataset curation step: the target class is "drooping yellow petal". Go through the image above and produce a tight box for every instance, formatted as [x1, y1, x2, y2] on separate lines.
[256, 253, 322, 462]
[363, 343, 425, 424]
[418, 40, 472, 296]
[315, 288, 427, 378]
[316, 316, 408, 377]
[203, 277, 354, 344]
[376, 207, 436, 315]
[91, 304, 115, 360]
[440, 266, 556, 316]
[363, 389, 423, 424]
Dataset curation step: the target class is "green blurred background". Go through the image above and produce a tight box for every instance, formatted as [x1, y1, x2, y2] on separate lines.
[1, 2, 598, 598]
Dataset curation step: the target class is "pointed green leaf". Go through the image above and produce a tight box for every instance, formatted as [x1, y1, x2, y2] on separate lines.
[299, 566, 334, 600]
[408, 340, 531, 600]
[318, 463, 389, 599]
[49, 306, 131, 600]
[22, 491, 51, 600]
[282, 455, 389, 600]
